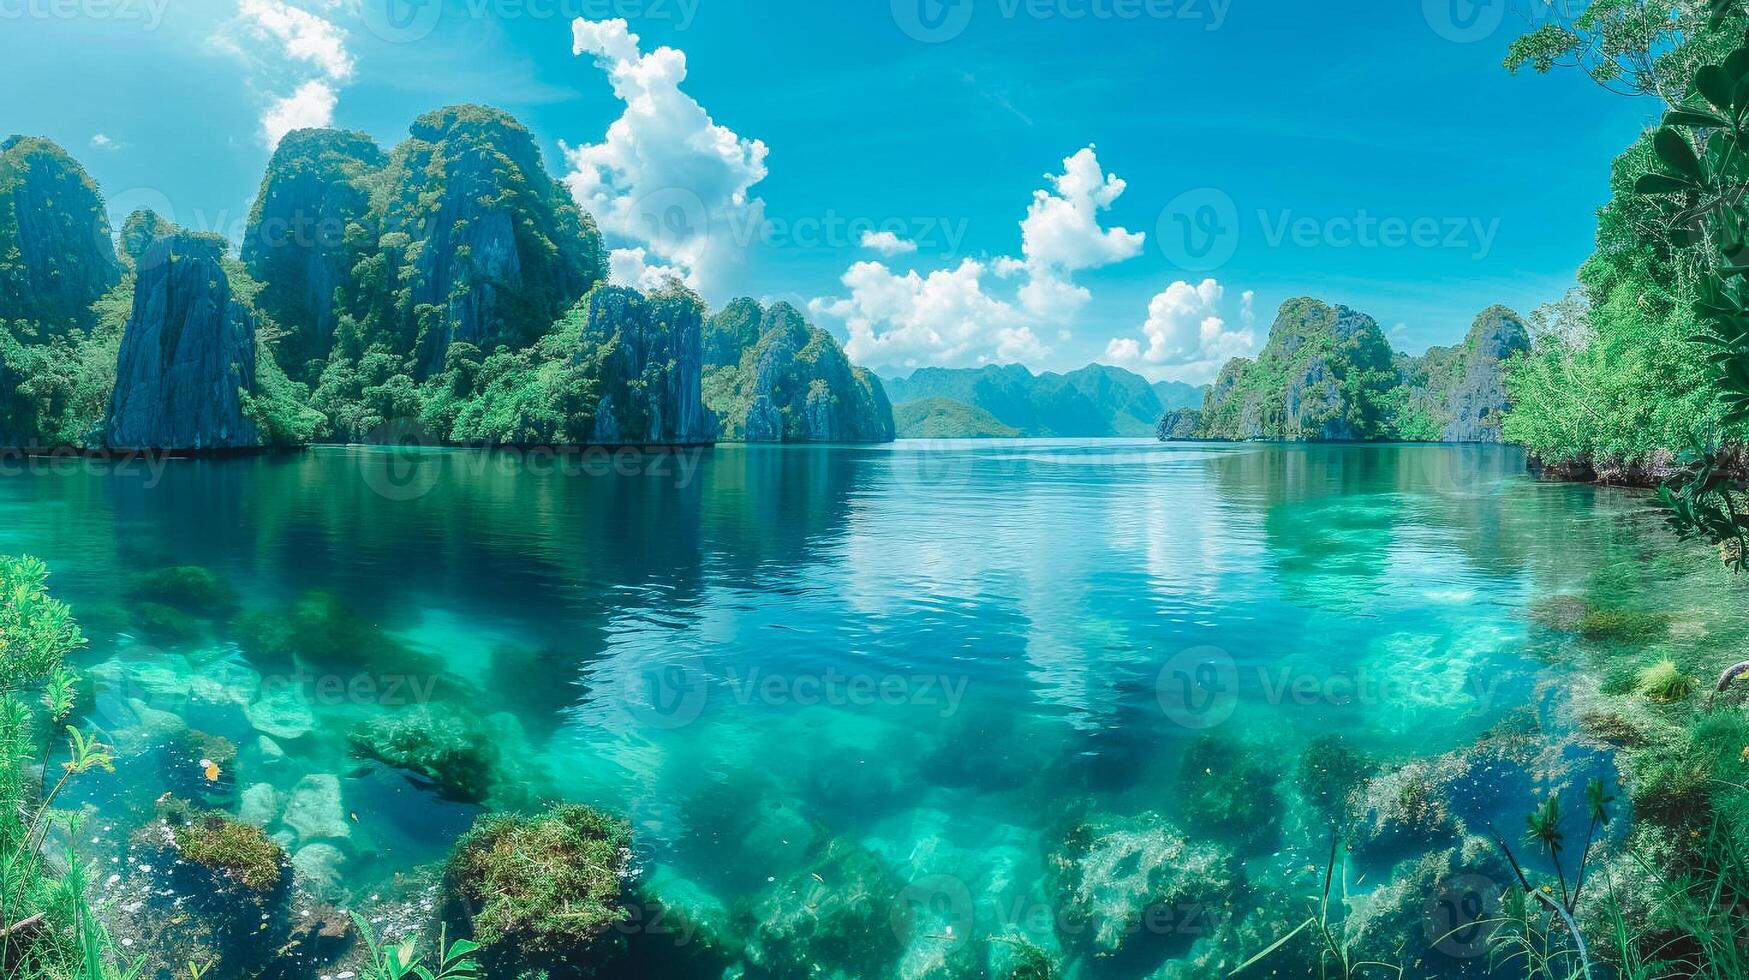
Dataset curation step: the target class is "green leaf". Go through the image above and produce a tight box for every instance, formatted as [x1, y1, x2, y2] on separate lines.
[1698, 65, 1736, 112]
[1654, 129, 1705, 180]
[1728, 47, 1749, 85]
[1666, 109, 1729, 129]
[1634, 172, 1694, 195]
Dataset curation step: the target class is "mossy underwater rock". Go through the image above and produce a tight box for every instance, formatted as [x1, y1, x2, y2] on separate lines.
[127, 565, 239, 618]
[235, 589, 433, 675]
[1178, 735, 1283, 851]
[1047, 810, 1235, 963]
[173, 811, 289, 894]
[128, 600, 204, 647]
[737, 837, 905, 978]
[348, 701, 498, 803]
[446, 804, 633, 967]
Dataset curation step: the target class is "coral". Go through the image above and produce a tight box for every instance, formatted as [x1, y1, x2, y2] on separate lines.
[447, 804, 632, 959]
[348, 702, 498, 803]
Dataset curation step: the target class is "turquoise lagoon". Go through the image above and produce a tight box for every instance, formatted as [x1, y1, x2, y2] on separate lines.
[0, 440, 1717, 977]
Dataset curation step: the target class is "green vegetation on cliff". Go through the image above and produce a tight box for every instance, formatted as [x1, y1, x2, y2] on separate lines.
[1193, 298, 1399, 441]
[703, 299, 894, 443]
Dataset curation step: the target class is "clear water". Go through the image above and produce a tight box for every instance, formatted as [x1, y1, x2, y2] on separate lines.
[0, 440, 1704, 976]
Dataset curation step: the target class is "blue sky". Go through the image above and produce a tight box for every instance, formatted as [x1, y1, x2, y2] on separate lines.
[0, 0, 1655, 382]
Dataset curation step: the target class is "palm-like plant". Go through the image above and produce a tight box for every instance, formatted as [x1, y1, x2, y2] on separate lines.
[1526, 795, 1571, 909]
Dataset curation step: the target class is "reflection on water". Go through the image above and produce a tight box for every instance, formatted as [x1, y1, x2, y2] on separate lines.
[0, 440, 1702, 977]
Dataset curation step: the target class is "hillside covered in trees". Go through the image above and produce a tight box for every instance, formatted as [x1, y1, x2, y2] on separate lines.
[0, 108, 895, 452]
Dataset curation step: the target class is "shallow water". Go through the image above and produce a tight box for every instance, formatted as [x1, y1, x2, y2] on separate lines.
[0, 439, 1719, 976]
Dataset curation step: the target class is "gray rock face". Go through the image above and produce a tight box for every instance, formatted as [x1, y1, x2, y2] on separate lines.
[1437, 307, 1530, 443]
[576, 285, 713, 444]
[242, 129, 386, 380]
[1191, 298, 1397, 442]
[1155, 407, 1202, 441]
[377, 106, 606, 377]
[105, 234, 260, 451]
[0, 136, 121, 332]
[703, 299, 895, 443]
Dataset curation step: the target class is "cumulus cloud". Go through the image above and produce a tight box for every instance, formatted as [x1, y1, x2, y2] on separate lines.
[260, 80, 340, 148]
[215, 0, 354, 148]
[810, 260, 1047, 371]
[1014, 146, 1145, 320]
[89, 133, 123, 151]
[1103, 279, 1259, 384]
[565, 18, 769, 301]
[860, 230, 918, 256]
[608, 247, 689, 293]
[811, 147, 1141, 370]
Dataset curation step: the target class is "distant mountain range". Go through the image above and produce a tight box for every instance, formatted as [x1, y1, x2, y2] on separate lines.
[882, 363, 1205, 438]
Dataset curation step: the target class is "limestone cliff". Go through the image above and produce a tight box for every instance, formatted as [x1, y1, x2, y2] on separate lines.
[374, 106, 606, 376]
[573, 285, 713, 444]
[1393, 306, 1531, 443]
[0, 136, 121, 332]
[703, 300, 895, 443]
[1192, 298, 1398, 441]
[243, 129, 387, 380]
[105, 234, 260, 451]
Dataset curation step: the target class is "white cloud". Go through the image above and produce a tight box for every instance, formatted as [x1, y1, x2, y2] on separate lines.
[214, 0, 354, 148]
[810, 147, 1142, 370]
[1103, 279, 1259, 384]
[238, 0, 354, 81]
[859, 230, 918, 256]
[89, 133, 123, 151]
[810, 260, 1047, 370]
[608, 247, 688, 293]
[261, 80, 340, 149]
[1014, 146, 1144, 320]
[565, 18, 769, 302]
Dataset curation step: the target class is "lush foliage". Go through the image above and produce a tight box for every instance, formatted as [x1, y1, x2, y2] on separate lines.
[893, 396, 1023, 438]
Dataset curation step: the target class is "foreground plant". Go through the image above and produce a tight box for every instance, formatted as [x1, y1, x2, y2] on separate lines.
[1229, 833, 1404, 979]
[352, 914, 482, 980]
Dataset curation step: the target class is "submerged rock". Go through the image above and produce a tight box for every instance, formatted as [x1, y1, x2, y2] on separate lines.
[1047, 810, 1234, 961]
[347, 702, 498, 803]
[104, 233, 261, 451]
[739, 837, 904, 977]
[703, 299, 895, 443]
[445, 803, 632, 967]
[244, 684, 315, 740]
[282, 774, 352, 844]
